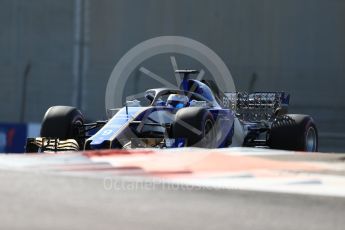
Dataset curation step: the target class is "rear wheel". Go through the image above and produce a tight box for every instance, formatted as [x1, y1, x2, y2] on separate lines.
[172, 107, 216, 148]
[40, 106, 84, 146]
[268, 114, 318, 152]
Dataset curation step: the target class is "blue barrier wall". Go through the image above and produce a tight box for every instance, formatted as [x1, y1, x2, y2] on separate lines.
[0, 123, 40, 153]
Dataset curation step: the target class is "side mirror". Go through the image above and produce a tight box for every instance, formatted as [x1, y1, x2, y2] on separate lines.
[125, 100, 141, 107]
[145, 92, 155, 102]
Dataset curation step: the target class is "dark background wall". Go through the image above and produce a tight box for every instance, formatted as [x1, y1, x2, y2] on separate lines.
[1, 0, 344, 151]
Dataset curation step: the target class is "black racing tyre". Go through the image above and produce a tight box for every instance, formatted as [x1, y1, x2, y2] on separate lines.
[40, 106, 84, 141]
[268, 114, 318, 152]
[172, 107, 216, 148]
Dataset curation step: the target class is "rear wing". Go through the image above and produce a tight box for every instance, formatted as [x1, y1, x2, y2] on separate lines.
[224, 92, 290, 122]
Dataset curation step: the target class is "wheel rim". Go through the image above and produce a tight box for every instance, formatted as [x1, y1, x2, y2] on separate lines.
[306, 126, 317, 152]
[72, 119, 83, 134]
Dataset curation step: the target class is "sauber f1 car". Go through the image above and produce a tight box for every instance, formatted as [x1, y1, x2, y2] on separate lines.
[26, 70, 318, 152]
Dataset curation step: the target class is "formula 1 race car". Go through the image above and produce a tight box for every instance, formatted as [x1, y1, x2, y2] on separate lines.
[26, 70, 318, 152]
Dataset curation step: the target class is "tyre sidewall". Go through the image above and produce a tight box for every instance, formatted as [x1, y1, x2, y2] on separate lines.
[40, 106, 84, 140]
[173, 107, 215, 147]
[268, 114, 318, 151]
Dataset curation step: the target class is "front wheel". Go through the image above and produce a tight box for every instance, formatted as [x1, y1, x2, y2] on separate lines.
[172, 107, 216, 148]
[268, 114, 318, 152]
[40, 106, 84, 146]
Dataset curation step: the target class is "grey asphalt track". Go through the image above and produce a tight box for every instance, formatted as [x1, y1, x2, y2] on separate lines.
[0, 169, 344, 230]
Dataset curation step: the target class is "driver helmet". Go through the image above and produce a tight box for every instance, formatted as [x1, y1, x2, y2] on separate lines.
[166, 94, 189, 109]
